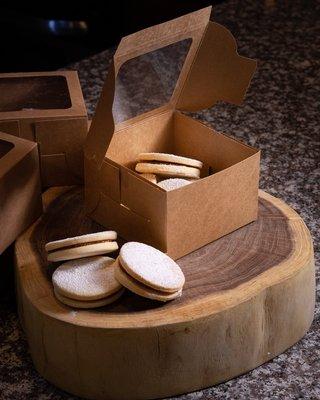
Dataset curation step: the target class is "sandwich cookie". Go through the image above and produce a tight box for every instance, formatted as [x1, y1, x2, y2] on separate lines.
[139, 173, 157, 184]
[115, 260, 182, 302]
[46, 231, 118, 262]
[54, 287, 125, 309]
[52, 256, 123, 301]
[158, 178, 192, 191]
[115, 242, 185, 301]
[135, 162, 200, 179]
[138, 153, 203, 169]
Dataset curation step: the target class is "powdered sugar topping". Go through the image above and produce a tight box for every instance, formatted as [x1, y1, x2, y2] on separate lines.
[158, 178, 192, 191]
[119, 242, 185, 291]
[52, 256, 120, 300]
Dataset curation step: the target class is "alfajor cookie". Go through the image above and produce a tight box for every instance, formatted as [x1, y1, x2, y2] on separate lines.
[52, 256, 122, 301]
[115, 260, 182, 302]
[54, 287, 125, 309]
[46, 231, 118, 262]
[138, 153, 203, 169]
[119, 242, 185, 293]
[139, 173, 157, 184]
[158, 178, 192, 191]
[135, 162, 200, 179]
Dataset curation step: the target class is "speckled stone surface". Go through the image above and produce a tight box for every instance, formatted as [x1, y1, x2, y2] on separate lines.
[0, 0, 319, 399]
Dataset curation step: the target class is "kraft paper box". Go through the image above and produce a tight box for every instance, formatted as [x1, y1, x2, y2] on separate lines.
[0, 71, 87, 187]
[0, 131, 42, 254]
[85, 7, 260, 259]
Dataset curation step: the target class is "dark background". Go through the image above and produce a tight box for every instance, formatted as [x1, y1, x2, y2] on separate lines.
[0, 0, 219, 72]
[0, 0, 219, 295]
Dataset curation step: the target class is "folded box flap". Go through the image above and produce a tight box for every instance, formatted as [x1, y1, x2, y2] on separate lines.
[177, 22, 257, 111]
[85, 61, 116, 165]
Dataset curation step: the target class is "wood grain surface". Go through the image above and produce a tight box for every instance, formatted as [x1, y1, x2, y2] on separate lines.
[15, 186, 315, 400]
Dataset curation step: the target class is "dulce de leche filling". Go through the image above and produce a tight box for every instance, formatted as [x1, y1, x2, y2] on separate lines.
[139, 160, 200, 168]
[118, 261, 179, 295]
[48, 239, 115, 254]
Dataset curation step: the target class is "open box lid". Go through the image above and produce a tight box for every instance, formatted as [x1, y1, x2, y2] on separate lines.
[85, 6, 257, 167]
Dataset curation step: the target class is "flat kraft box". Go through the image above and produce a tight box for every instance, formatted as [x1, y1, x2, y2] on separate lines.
[0, 71, 87, 187]
[85, 7, 260, 259]
[0, 131, 42, 254]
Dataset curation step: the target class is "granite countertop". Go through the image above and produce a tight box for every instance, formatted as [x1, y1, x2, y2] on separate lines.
[0, 0, 319, 399]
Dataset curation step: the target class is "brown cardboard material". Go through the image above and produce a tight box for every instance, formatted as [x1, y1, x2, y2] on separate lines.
[0, 131, 42, 254]
[84, 7, 260, 259]
[0, 71, 87, 187]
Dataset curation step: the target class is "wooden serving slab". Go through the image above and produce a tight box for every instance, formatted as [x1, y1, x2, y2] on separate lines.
[15, 187, 315, 400]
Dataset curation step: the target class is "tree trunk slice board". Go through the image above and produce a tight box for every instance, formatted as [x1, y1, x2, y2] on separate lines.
[15, 187, 315, 400]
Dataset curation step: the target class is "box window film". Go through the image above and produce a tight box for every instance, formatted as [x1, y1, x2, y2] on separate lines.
[0, 76, 71, 112]
[113, 38, 192, 124]
[0, 139, 14, 158]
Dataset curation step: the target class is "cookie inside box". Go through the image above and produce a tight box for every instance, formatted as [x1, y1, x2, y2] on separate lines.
[105, 108, 257, 186]
[0, 138, 14, 158]
[0, 75, 71, 112]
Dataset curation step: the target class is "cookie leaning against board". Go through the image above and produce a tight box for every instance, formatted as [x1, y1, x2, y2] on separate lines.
[115, 242, 185, 302]
[45, 231, 185, 308]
